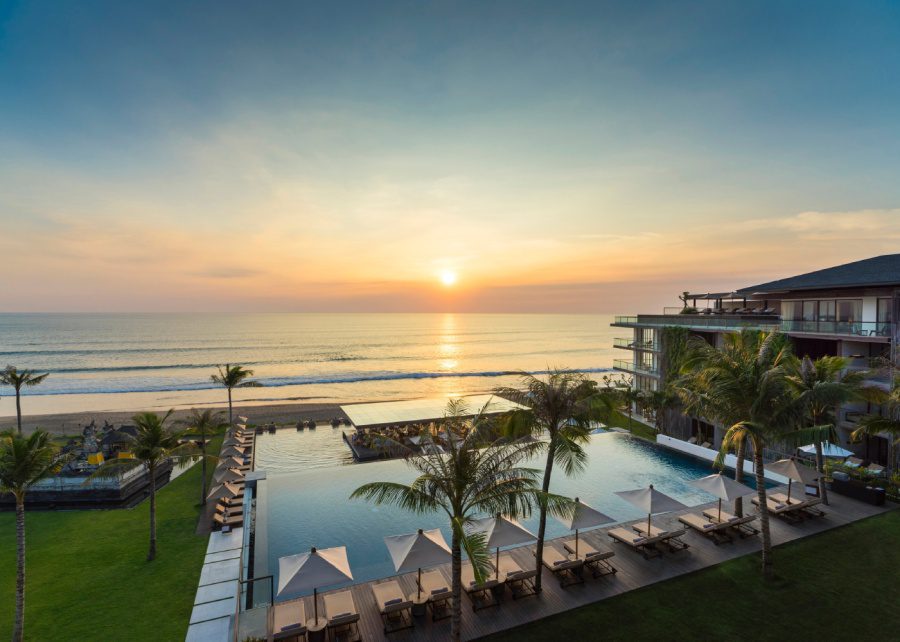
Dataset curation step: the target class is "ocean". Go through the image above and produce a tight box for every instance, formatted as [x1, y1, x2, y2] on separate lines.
[0, 313, 619, 416]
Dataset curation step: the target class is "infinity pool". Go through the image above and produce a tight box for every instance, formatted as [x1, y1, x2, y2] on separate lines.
[258, 431, 765, 600]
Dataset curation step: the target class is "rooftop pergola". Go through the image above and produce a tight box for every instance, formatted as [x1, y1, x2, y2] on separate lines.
[340, 394, 526, 429]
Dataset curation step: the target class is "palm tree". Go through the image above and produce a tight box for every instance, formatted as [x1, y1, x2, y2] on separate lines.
[497, 370, 598, 592]
[351, 399, 571, 642]
[94, 411, 195, 560]
[644, 388, 677, 435]
[680, 330, 795, 579]
[617, 382, 644, 430]
[180, 409, 227, 505]
[0, 366, 50, 435]
[852, 381, 900, 472]
[785, 355, 865, 503]
[0, 430, 67, 642]
[210, 364, 262, 426]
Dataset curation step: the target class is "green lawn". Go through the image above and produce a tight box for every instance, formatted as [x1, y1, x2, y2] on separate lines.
[0, 438, 221, 641]
[485, 510, 900, 641]
[605, 410, 658, 441]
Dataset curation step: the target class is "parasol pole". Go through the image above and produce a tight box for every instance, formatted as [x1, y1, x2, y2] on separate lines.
[717, 498, 722, 523]
[495, 547, 500, 581]
[575, 529, 580, 558]
[647, 512, 652, 535]
[313, 587, 319, 624]
[417, 567, 422, 600]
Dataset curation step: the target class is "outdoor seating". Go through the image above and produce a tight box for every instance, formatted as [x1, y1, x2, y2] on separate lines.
[272, 600, 306, 640]
[607, 527, 664, 559]
[460, 561, 502, 610]
[751, 496, 805, 523]
[867, 463, 886, 476]
[496, 553, 537, 599]
[323, 589, 361, 642]
[417, 569, 452, 621]
[212, 512, 243, 529]
[561, 539, 617, 577]
[371, 579, 413, 633]
[678, 513, 733, 545]
[845, 456, 864, 468]
[700, 509, 760, 537]
[631, 523, 690, 553]
[534, 546, 584, 587]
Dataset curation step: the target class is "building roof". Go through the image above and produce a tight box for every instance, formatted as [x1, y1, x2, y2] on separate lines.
[737, 254, 900, 294]
[340, 394, 526, 429]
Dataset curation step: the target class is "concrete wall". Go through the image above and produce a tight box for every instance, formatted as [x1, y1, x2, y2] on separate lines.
[656, 435, 791, 484]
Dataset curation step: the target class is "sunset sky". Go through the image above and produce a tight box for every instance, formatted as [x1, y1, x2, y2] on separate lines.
[2, 1, 899, 312]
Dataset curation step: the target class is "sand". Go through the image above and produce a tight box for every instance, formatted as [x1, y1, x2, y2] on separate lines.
[0, 401, 352, 436]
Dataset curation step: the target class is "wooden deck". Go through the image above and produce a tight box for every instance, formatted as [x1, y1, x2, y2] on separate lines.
[267, 486, 893, 641]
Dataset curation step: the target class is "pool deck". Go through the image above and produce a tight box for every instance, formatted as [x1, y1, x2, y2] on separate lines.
[265, 486, 894, 641]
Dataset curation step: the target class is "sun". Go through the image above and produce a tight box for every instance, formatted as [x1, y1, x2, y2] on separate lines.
[439, 270, 457, 287]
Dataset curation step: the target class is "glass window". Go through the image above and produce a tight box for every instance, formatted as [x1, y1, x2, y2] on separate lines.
[802, 301, 817, 321]
[837, 300, 862, 322]
[782, 301, 800, 320]
[878, 298, 893, 323]
[818, 300, 836, 322]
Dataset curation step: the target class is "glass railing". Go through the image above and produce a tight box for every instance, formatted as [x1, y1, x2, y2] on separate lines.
[613, 359, 659, 376]
[612, 315, 779, 331]
[613, 337, 659, 351]
[780, 320, 893, 338]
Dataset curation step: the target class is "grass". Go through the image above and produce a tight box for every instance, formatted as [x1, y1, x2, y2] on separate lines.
[484, 510, 900, 641]
[605, 409, 658, 441]
[0, 436, 222, 641]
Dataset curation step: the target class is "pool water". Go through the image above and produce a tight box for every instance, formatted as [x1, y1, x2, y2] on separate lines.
[260, 432, 766, 600]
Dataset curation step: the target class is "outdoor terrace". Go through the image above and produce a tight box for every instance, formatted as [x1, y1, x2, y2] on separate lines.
[612, 337, 659, 352]
[612, 359, 659, 377]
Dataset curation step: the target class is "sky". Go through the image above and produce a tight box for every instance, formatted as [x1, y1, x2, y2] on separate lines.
[1, 0, 899, 313]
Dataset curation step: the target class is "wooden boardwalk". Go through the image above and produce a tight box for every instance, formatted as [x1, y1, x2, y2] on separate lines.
[268, 486, 893, 641]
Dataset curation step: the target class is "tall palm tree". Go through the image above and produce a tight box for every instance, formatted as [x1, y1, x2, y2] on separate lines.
[180, 409, 227, 505]
[680, 330, 795, 579]
[785, 355, 866, 503]
[497, 370, 598, 592]
[94, 411, 195, 560]
[0, 366, 50, 435]
[617, 382, 644, 430]
[351, 399, 571, 642]
[0, 430, 67, 642]
[210, 364, 261, 426]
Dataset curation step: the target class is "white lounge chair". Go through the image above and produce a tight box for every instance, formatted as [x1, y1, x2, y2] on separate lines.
[371, 580, 413, 633]
[272, 600, 306, 640]
[323, 589, 360, 642]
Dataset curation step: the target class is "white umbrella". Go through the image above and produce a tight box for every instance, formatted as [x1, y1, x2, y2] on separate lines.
[220, 456, 245, 468]
[467, 515, 537, 579]
[384, 528, 451, 599]
[222, 437, 242, 447]
[214, 467, 245, 484]
[799, 442, 853, 458]
[220, 445, 245, 458]
[615, 484, 687, 534]
[277, 546, 353, 625]
[689, 473, 755, 522]
[767, 458, 819, 502]
[555, 498, 614, 558]
[206, 482, 242, 501]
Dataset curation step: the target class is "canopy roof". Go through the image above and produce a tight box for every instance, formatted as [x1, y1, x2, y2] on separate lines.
[799, 442, 853, 458]
[383, 528, 451, 573]
[277, 546, 353, 596]
[615, 485, 688, 515]
[737, 253, 900, 294]
[768, 458, 819, 484]
[558, 498, 614, 531]
[690, 474, 755, 501]
[341, 394, 527, 429]
[467, 515, 537, 548]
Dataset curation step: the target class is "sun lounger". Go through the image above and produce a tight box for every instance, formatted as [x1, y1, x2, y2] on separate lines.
[213, 512, 243, 529]
[324, 589, 360, 642]
[844, 456, 863, 468]
[371, 580, 413, 633]
[678, 513, 733, 545]
[607, 527, 664, 559]
[417, 569, 452, 621]
[460, 562, 501, 610]
[631, 523, 690, 552]
[496, 553, 537, 599]
[701, 509, 760, 537]
[272, 600, 306, 640]
[772, 495, 826, 518]
[867, 463, 886, 476]
[561, 539, 617, 577]
[751, 495, 805, 523]
[534, 546, 584, 587]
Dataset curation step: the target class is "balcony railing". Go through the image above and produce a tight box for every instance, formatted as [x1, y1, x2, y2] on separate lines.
[613, 337, 660, 351]
[613, 359, 660, 377]
[780, 320, 893, 338]
[612, 315, 779, 331]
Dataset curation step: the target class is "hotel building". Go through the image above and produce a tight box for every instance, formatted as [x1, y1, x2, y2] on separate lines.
[612, 254, 898, 466]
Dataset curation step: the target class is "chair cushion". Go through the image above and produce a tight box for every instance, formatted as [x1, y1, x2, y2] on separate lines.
[384, 598, 402, 606]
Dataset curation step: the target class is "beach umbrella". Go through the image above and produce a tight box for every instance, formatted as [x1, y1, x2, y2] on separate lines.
[467, 515, 537, 579]
[222, 437, 242, 447]
[206, 482, 242, 502]
[384, 528, 451, 599]
[615, 484, 687, 534]
[689, 473, 755, 522]
[767, 458, 819, 503]
[799, 442, 853, 459]
[219, 445, 245, 458]
[220, 456, 245, 468]
[214, 467, 245, 484]
[554, 498, 614, 558]
[277, 546, 353, 625]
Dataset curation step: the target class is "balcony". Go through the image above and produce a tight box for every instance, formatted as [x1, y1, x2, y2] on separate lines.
[780, 320, 893, 340]
[613, 359, 660, 377]
[613, 337, 660, 352]
[612, 314, 779, 332]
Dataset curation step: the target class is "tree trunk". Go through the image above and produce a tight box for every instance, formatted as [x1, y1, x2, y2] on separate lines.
[147, 463, 157, 561]
[815, 440, 829, 505]
[754, 445, 773, 580]
[16, 390, 22, 435]
[533, 438, 557, 592]
[227, 388, 233, 427]
[450, 531, 461, 642]
[13, 495, 25, 642]
[733, 439, 746, 517]
[200, 427, 208, 506]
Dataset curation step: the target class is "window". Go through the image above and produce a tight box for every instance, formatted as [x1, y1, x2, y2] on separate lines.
[837, 300, 862, 322]
[878, 298, 893, 323]
[782, 301, 800, 320]
[802, 301, 817, 321]
[818, 300, 836, 322]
